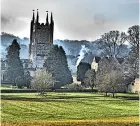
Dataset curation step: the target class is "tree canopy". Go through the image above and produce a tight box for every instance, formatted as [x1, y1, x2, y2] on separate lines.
[83, 69, 96, 91]
[77, 62, 91, 82]
[127, 25, 139, 77]
[96, 57, 126, 97]
[127, 25, 139, 58]
[99, 31, 127, 57]
[43, 45, 73, 88]
[5, 39, 24, 84]
[31, 69, 54, 95]
[97, 69, 125, 97]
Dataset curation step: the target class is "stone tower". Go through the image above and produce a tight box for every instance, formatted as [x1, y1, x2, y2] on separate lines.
[29, 9, 54, 68]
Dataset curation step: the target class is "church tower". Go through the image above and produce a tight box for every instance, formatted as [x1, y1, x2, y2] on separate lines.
[29, 9, 54, 68]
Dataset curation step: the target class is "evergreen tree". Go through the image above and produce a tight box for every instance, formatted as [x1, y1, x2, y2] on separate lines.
[77, 62, 91, 83]
[43, 45, 73, 88]
[5, 39, 24, 85]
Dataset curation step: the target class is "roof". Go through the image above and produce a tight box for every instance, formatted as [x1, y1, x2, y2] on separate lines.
[116, 58, 124, 64]
[95, 57, 101, 63]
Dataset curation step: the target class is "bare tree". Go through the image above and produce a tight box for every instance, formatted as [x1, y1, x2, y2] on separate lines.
[31, 69, 55, 96]
[83, 69, 96, 92]
[127, 25, 139, 77]
[122, 58, 137, 89]
[99, 31, 127, 57]
[127, 25, 139, 59]
[97, 69, 125, 98]
[96, 57, 126, 97]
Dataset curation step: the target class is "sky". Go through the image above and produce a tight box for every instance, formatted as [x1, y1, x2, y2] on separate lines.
[1, 0, 139, 40]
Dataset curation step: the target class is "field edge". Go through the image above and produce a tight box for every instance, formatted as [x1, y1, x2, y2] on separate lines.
[1, 116, 139, 126]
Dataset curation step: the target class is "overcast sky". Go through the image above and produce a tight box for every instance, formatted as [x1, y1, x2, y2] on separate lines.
[1, 0, 139, 40]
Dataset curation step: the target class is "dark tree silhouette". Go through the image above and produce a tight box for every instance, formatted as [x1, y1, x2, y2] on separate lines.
[5, 39, 24, 85]
[77, 62, 91, 83]
[43, 45, 73, 89]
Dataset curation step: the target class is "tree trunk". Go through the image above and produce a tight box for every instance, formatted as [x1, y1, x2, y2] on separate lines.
[112, 92, 115, 98]
[114, 43, 116, 56]
[91, 86, 94, 93]
[13, 81, 15, 86]
[40, 90, 44, 96]
[105, 92, 108, 97]
[112, 87, 115, 98]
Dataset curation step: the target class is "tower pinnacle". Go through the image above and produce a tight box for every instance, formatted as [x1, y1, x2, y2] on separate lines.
[32, 9, 35, 22]
[50, 12, 54, 24]
[36, 9, 39, 23]
[46, 11, 49, 25]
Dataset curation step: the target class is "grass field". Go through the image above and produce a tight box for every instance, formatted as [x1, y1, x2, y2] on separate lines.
[0, 85, 18, 90]
[1, 92, 139, 126]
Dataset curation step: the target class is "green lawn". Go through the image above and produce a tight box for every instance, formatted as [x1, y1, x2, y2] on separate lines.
[1, 92, 139, 126]
[0, 85, 18, 90]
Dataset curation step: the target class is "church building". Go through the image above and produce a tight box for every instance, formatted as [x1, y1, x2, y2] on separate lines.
[29, 9, 54, 68]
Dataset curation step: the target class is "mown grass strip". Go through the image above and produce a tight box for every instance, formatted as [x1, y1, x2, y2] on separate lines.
[1, 117, 139, 126]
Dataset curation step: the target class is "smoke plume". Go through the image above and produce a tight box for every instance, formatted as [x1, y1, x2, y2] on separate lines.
[76, 45, 90, 67]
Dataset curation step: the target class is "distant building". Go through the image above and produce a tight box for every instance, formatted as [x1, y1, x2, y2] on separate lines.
[91, 56, 133, 73]
[91, 57, 101, 72]
[90, 56, 139, 93]
[128, 78, 140, 93]
[29, 9, 54, 68]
